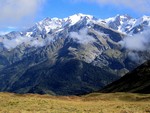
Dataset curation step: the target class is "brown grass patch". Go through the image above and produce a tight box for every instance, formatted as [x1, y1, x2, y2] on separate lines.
[0, 92, 149, 113]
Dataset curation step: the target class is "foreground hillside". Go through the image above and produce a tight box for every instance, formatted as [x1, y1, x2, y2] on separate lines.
[0, 92, 150, 113]
[101, 60, 150, 93]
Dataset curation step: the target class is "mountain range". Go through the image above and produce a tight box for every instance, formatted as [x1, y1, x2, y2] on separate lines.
[0, 14, 149, 95]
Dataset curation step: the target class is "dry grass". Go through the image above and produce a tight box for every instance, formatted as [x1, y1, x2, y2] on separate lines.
[0, 92, 150, 113]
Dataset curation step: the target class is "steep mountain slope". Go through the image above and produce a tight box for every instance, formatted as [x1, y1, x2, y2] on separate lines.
[0, 14, 149, 95]
[0, 59, 118, 95]
[101, 60, 150, 93]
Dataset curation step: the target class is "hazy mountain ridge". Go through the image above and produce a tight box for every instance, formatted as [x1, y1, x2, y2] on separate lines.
[0, 14, 149, 95]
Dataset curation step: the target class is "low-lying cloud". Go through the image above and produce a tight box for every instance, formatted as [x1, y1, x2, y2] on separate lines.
[3, 36, 31, 49]
[127, 51, 144, 63]
[1, 31, 57, 50]
[2, 36, 53, 50]
[73, 0, 150, 14]
[70, 28, 95, 44]
[0, 0, 45, 28]
[120, 30, 150, 51]
[119, 30, 150, 62]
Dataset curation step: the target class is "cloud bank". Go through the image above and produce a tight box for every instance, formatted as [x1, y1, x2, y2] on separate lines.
[3, 36, 31, 49]
[120, 30, 150, 51]
[2, 36, 47, 50]
[119, 30, 150, 62]
[70, 28, 95, 44]
[0, 0, 45, 28]
[73, 0, 150, 13]
[1, 34, 55, 50]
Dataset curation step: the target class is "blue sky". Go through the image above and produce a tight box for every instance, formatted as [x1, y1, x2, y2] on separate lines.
[38, 0, 148, 20]
[0, 0, 150, 34]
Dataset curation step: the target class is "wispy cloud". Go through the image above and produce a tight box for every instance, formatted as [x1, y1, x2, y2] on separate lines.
[120, 30, 150, 51]
[1, 34, 55, 50]
[69, 28, 95, 44]
[2, 36, 31, 49]
[73, 0, 150, 14]
[119, 30, 150, 62]
[2, 36, 46, 50]
[0, 0, 46, 28]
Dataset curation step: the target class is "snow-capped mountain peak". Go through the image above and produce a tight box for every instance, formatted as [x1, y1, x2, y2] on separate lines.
[134, 15, 150, 26]
[1, 13, 150, 43]
[105, 14, 135, 33]
[27, 13, 96, 35]
[63, 13, 95, 26]
[36, 17, 63, 33]
[105, 14, 132, 23]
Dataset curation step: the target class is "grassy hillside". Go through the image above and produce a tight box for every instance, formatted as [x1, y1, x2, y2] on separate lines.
[0, 92, 150, 113]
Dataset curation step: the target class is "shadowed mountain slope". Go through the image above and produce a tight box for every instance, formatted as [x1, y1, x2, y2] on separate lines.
[101, 60, 150, 94]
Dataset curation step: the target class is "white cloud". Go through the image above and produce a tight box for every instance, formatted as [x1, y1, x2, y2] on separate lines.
[119, 30, 150, 51]
[3, 37, 29, 49]
[119, 30, 150, 62]
[128, 51, 143, 62]
[73, 0, 150, 13]
[69, 28, 95, 44]
[2, 35, 55, 50]
[0, 0, 46, 28]
[2, 36, 42, 50]
[30, 39, 45, 47]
